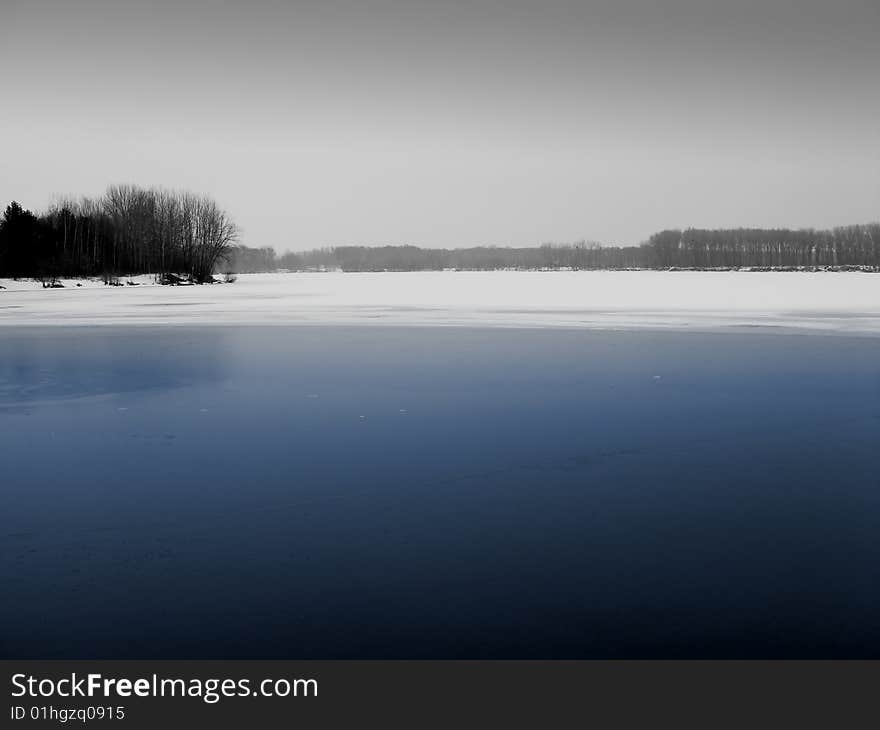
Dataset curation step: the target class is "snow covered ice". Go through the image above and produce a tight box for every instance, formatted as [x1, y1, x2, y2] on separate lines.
[0, 270, 879, 334]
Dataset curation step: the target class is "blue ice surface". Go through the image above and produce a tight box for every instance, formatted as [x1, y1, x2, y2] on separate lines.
[1, 325, 879, 658]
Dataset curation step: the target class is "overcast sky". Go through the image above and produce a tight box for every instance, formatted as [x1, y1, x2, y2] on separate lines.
[2, 0, 877, 250]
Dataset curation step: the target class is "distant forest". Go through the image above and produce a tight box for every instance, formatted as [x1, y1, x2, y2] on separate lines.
[231, 224, 880, 273]
[0, 185, 237, 284]
[2, 188, 878, 282]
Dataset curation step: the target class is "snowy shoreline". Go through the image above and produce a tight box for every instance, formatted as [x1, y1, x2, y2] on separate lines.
[1, 270, 879, 335]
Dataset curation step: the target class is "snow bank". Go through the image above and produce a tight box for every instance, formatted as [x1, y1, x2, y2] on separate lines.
[1, 271, 879, 334]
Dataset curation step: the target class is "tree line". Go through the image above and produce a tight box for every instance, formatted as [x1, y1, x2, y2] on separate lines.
[225, 224, 880, 273]
[3, 187, 877, 279]
[646, 226, 880, 269]
[0, 185, 238, 283]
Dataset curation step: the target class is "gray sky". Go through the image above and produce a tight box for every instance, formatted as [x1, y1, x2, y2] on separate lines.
[2, 0, 878, 250]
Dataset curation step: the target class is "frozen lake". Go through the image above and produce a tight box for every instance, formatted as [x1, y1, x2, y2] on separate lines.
[2, 325, 880, 658]
[2, 270, 880, 333]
